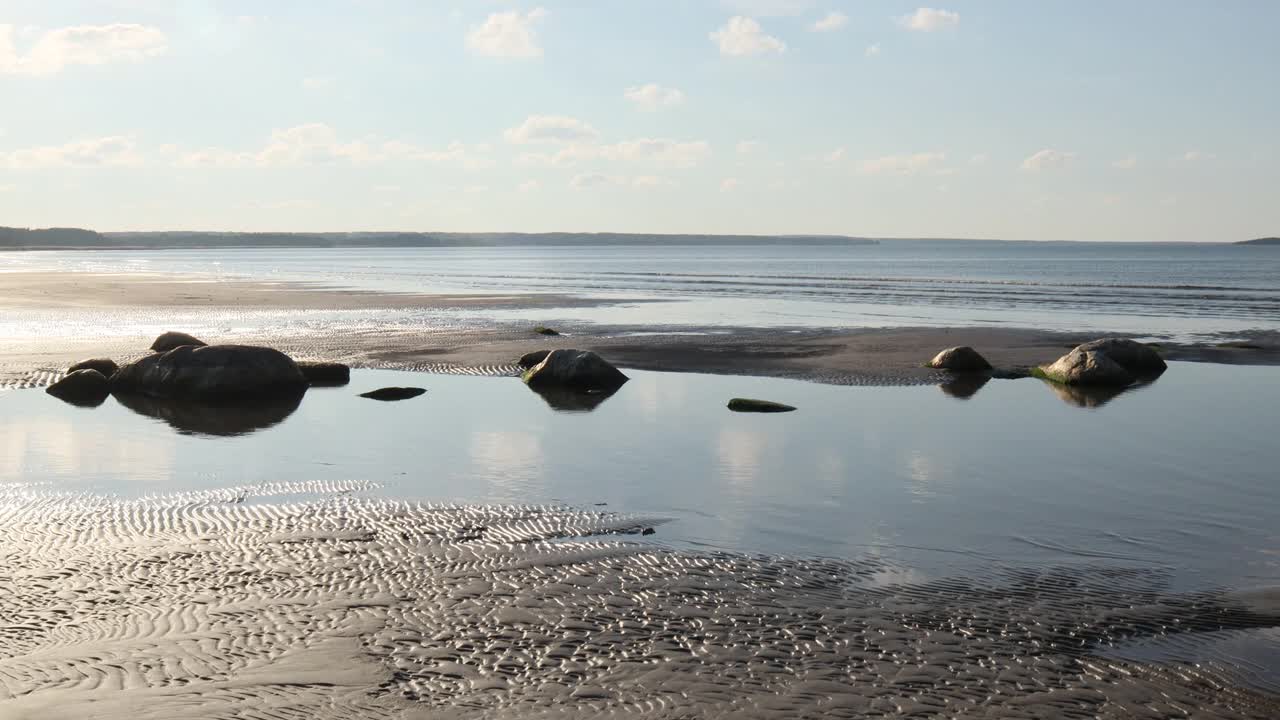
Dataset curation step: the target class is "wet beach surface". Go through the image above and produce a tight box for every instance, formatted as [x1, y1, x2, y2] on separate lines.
[1, 364, 1278, 717]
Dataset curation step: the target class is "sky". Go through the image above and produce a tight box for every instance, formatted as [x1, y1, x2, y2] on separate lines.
[0, 1, 1277, 241]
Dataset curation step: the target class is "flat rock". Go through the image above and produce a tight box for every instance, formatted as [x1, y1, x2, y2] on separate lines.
[359, 387, 426, 401]
[1073, 337, 1167, 375]
[150, 331, 209, 353]
[728, 398, 797, 413]
[46, 369, 111, 407]
[67, 357, 119, 377]
[297, 361, 351, 386]
[1037, 349, 1135, 386]
[113, 345, 307, 400]
[927, 346, 992, 372]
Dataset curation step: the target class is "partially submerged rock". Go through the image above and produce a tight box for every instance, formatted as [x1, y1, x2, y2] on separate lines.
[46, 369, 111, 407]
[1073, 338, 1166, 375]
[150, 331, 208, 353]
[297, 361, 351, 386]
[728, 398, 797, 413]
[522, 349, 629, 393]
[1036, 349, 1134, 386]
[67, 358, 119, 377]
[113, 391, 304, 436]
[518, 350, 551, 369]
[528, 385, 618, 413]
[359, 387, 426, 402]
[939, 375, 989, 399]
[113, 345, 307, 400]
[534, 326, 561, 336]
[927, 346, 992, 372]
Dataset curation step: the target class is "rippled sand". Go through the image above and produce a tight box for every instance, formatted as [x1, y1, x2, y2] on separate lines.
[0, 482, 1275, 719]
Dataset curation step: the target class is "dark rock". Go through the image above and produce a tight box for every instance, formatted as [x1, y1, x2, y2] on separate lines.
[927, 346, 992, 372]
[728, 398, 797, 413]
[528, 384, 618, 413]
[113, 345, 307, 400]
[113, 391, 304, 436]
[46, 369, 111, 407]
[1036, 349, 1134, 386]
[1040, 381, 1132, 409]
[522, 349, 629, 392]
[150, 331, 208, 353]
[534, 326, 561, 336]
[939, 375, 989, 399]
[68, 358, 119, 377]
[641, 528, 656, 536]
[518, 350, 552, 369]
[297, 361, 351, 386]
[359, 387, 426, 401]
[1073, 338, 1167, 375]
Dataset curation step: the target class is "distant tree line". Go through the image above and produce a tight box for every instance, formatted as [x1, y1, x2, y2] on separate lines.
[0, 227, 879, 250]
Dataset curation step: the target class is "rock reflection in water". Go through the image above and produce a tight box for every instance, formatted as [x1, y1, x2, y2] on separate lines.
[938, 373, 991, 399]
[526, 383, 620, 413]
[1041, 375, 1162, 409]
[112, 390, 306, 436]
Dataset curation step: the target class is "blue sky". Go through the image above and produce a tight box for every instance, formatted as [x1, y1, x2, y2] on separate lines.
[1, 0, 1277, 240]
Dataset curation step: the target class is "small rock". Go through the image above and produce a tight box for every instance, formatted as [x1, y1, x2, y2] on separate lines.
[728, 398, 797, 413]
[67, 358, 119, 377]
[46, 369, 111, 407]
[991, 367, 1032, 380]
[297, 361, 351, 386]
[927, 346, 992, 372]
[534, 326, 561, 336]
[641, 527, 656, 536]
[150, 331, 208, 353]
[522, 349, 629, 392]
[359, 387, 426, 401]
[1037, 349, 1134, 386]
[518, 350, 551, 369]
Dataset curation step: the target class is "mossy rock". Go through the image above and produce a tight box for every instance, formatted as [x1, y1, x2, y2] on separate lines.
[728, 398, 797, 413]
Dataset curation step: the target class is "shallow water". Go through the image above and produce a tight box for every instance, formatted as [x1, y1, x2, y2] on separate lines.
[4, 242, 1280, 339]
[1, 364, 1278, 716]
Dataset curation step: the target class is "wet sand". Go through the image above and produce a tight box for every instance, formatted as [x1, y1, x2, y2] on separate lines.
[0, 482, 1276, 719]
[2, 271, 1278, 388]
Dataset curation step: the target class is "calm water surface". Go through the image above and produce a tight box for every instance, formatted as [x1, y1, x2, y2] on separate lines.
[4, 242, 1279, 339]
[2, 363, 1276, 595]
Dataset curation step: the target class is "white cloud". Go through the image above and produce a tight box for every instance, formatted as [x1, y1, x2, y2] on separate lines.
[1112, 154, 1137, 170]
[969, 153, 988, 165]
[570, 172, 625, 189]
[0, 23, 167, 76]
[466, 8, 547, 59]
[721, 0, 814, 16]
[898, 8, 960, 32]
[1021, 149, 1076, 171]
[860, 152, 948, 175]
[503, 115, 599, 144]
[865, 43, 881, 57]
[1177, 150, 1216, 163]
[174, 124, 492, 169]
[518, 179, 541, 193]
[302, 76, 335, 91]
[624, 83, 685, 111]
[633, 175, 677, 188]
[517, 137, 711, 169]
[736, 140, 764, 155]
[812, 12, 848, 32]
[824, 146, 847, 164]
[1, 136, 143, 168]
[720, 178, 742, 192]
[711, 17, 786, 56]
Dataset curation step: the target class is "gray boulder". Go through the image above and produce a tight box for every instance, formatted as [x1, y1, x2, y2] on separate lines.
[1037, 349, 1135, 386]
[151, 331, 208, 353]
[1073, 338, 1166, 375]
[112, 345, 307, 400]
[297, 361, 351, 386]
[518, 350, 552, 369]
[46, 369, 111, 407]
[728, 398, 796, 413]
[927, 346, 992, 372]
[522, 349, 629, 392]
[68, 358, 119, 377]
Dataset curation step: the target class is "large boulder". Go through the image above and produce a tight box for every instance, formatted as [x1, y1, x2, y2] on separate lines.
[113, 392, 304, 436]
[518, 350, 552, 369]
[46, 369, 111, 407]
[1037, 349, 1134, 386]
[927, 346, 992, 372]
[151, 331, 207, 353]
[68, 358, 119, 377]
[112, 345, 307, 400]
[522, 349, 629, 392]
[1073, 338, 1166, 375]
[297, 361, 351, 386]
